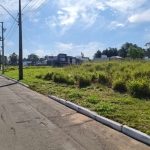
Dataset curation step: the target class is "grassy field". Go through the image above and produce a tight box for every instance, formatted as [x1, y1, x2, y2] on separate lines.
[3, 61, 150, 135]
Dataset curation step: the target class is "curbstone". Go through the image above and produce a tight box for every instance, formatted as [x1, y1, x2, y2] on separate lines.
[65, 101, 79, 111]
[78, 106, 96, 119]
[122, 125, 150, 146]
[49, 96, 59, 101]
[18, 81, 29, 88]
[96, 115, 122, 132]
[11, 79, 18, 82]
[49, 96, 66, 105]
[58, 98, 66, 105]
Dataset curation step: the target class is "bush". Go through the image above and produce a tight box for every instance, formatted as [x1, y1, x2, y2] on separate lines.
[112, 78, 127, 92]
[78, 75, 91, 88]
[52, 72, 75, 85]
[35, 74, 42, 79]
[43, 72, 54, 80]
[127, 79, 150, 97]
[98, 72, 110, 85]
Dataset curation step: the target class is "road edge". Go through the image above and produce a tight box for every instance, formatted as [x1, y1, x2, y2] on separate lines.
[1, 75, 29, 88]
[49, 95, 150, 146]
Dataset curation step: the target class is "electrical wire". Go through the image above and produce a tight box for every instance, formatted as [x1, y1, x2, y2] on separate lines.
[4, 23, 18, 46]
[22, 0, 48, 22]
[22, 0, 32, 12]
[4, 16, 18, 40]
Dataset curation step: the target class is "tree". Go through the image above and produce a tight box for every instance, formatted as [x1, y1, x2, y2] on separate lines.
[145, 42, 150, 52]
[93, 50, 101, 58]
[101, 47, 118, 57]
[127, 46, 145, 59]
[9, 53, 18, 65]
[145, 42, 150, 58]
[28, 54, 39, 62]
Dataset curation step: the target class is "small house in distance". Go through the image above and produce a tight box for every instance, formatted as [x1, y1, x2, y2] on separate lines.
[46, 53, 76, 66]
[92, 55, 109, 62]
[110, 56, 124, 61]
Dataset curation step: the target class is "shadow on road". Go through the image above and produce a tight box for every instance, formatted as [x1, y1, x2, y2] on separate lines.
[0, 82, 17, 88]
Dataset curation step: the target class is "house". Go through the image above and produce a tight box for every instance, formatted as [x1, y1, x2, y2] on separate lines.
[76, 56, 90, 64]
[92, 55, 109, 62]
[110, 56, 124, 61]
[23, 60, 32, 66]
[46, 53, 76, 66]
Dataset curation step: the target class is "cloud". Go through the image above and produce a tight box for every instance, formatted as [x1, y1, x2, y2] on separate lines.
[128, 9, 150, 23]
[108, 21, 125, 30]
[105, 0, 147, 14]
[47, 0, 107, 34]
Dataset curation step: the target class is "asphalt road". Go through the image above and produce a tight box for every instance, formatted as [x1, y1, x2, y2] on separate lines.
[0, 75, 150, 150]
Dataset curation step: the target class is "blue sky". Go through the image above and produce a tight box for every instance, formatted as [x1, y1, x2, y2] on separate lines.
[0, 0, 150, 59]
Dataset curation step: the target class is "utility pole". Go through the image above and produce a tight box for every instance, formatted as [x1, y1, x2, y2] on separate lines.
[0, 4, 23, 79]
[19, 0, 23, 80]
[0, 22, 4, 74]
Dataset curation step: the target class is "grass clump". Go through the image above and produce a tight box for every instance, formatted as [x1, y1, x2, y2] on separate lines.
[78, 75, 91, 88]
[43, 72, 54, 80]
[53, 72, 75, 85]
[127, 79, 150, 97]
[94, 103, 116, 113]
[98, 72, 110, 85]
[86, 95, 99, 104]
[35, 74, 42, 79]
[112, 78, 127, 92]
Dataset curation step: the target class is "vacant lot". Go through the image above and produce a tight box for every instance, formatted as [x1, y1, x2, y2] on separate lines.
[4, 61, 150, 135]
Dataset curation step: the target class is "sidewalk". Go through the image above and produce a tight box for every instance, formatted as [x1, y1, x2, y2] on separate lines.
[0, 75, 150, 150]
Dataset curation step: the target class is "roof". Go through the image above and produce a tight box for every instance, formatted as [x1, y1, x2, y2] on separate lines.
[110, 56, 123, 59]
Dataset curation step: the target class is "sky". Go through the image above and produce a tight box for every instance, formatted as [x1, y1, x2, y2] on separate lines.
[0, 0, 150, 59]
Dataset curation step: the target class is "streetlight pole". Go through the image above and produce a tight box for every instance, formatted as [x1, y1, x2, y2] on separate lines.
[19, 0, 23, 80]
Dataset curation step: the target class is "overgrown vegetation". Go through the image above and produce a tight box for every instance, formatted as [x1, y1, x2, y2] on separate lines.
[4, 61, 150, 135]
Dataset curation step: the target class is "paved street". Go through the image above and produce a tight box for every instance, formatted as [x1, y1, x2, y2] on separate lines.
[0, 75, 149, 150]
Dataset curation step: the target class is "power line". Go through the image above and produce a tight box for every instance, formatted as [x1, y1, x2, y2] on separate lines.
[23, 0, 48, 22]
[22, 0, 43, 20]
[4, 24, 18, 45]
[4, 15, 18, 40]
[22, 0, 32, 12]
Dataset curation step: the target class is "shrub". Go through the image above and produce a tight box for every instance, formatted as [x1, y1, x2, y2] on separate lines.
[52, 72, 75, 85]
[43, 72, 54, 80]
[127, 79, 150, 97]
[90, 73, 97, 82]
[78, 75, 91, 88]
[98, 72, 110, 85]
[112, 78, 127, 92]
[35, 74, 42, 79]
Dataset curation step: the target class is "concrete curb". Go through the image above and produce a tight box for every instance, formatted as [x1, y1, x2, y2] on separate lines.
[48, 96, 66, 105]
[65, 101, 79, 111]
[96, 115, 122, 132]
[78, 106, 96, 119]
[1, 75, 29, 88]
[122, 125, 150, 146]
[49, 95, 150, 146]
